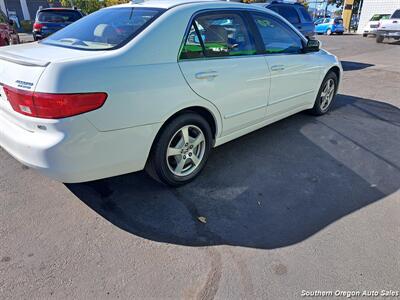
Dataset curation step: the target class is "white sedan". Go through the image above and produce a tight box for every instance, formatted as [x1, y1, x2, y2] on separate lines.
[0, 0, 342, 186]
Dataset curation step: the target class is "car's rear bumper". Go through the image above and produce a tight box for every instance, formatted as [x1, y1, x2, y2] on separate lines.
[0, 110, 159, 183]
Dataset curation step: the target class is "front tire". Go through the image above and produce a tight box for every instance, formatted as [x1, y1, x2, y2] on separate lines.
[146, 113, 213, 186]
[363, 33, 368, 37]
[309, 72, 338, 116]
[326, 29, 332, 35]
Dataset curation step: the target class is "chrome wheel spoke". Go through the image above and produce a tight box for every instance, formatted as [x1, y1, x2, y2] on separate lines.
[167, 147, 182, 157]
[181, 127, 190, 144]
[175, 158, 186, 174]
[192, 133, 205, 148]
[191, 154, 200, 166]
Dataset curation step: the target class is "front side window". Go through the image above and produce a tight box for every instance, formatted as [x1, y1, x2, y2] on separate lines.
[251, 13, 303, 54]
[42, 7, 164, 50]
[180, 12, 257, 59]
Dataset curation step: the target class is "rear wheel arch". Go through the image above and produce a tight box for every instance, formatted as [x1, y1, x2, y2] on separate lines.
[150, 106, 219, 156]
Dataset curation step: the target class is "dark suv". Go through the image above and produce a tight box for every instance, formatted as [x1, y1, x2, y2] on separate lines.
[0, 11, 20, 46]
[255, 1, 315, 38]
[33, 8, 84, 41]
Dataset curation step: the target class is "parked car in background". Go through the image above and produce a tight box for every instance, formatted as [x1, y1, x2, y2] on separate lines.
[362, 14, 390, 37]
[0, 11, 20, 46]
[33, 8, 84, 41]
[314, 17, 344, 35]
[375, 9, 400, 43]
[255, 1, 315, 38]
[0, 0, 341, 186]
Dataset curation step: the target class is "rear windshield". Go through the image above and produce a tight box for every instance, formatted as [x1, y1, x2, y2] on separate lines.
[334, 18, 343, 24]
[370, 14, 390, 21]
[41, 7, 164, 50]
[38, 10, 82, 23]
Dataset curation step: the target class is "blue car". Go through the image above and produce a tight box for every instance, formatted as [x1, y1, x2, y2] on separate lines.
[314, 17, 344, 35]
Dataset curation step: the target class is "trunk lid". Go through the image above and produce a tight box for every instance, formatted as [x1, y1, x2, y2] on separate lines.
[0, 43, 105, 131]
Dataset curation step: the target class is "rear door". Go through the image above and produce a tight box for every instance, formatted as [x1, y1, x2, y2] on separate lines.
[249, 11, 322, 116]
[179, 11, 270, 135]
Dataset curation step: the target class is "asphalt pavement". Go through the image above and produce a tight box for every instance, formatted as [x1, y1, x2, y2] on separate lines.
[0, 35, 399, 299]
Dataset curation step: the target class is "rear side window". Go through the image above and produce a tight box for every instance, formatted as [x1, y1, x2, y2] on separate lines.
[251, 13, 303, 54]
[270, 5, 300, 24]
[298, 6, 312, 22]
[42, 7, 164, 50]
[180, 12, 257, 59]
[392, 10, 400, 19]
[37, 10, 82, 22]
[180, 24, 204, 59]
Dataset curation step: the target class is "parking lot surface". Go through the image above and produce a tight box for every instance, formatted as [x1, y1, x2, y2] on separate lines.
[1, 35, 399, 299]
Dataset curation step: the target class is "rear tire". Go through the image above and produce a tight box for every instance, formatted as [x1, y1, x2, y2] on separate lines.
[145, 113, 213, 186]
[376, 35, 384, 43]
[309, 72, 338, 116]
[362, 33, 368, 37]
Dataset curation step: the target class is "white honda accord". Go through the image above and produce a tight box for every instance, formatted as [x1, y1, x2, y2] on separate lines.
[0, 0, 342, 186]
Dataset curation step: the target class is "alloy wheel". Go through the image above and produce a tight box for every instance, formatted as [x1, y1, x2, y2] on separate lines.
[320, 78, 335, 111]
[166, 125, 206, 177]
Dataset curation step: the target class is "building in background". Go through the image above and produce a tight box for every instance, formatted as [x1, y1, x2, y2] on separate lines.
[357, 0, 400, 33]
[0, 0, 52, 23]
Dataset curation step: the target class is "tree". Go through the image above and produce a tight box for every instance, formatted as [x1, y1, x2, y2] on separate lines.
[60, 0, 129, 14]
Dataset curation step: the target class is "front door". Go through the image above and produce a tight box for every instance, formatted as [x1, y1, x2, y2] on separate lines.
[250, 12, 323, 116]
[178, 11, 270, 135]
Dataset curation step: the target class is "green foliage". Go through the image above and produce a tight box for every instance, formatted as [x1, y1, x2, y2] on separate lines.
[20, 20, 34, 33]
[60, 0, 129, 14]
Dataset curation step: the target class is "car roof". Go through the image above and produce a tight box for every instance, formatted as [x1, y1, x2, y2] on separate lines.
[38, 8, 81, 12]
[113, 0, 250, 10]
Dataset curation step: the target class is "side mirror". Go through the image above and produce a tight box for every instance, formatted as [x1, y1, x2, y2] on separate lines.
[8, 19, 14, 26]
[304, 39, 320, 53]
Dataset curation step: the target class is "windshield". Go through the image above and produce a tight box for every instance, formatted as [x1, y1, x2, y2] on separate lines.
[38, 10, 82, 23]
[41, 7, 164, 50]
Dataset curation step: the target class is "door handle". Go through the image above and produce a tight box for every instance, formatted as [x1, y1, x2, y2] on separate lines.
[271, 65, 285, 71]
[195, 71, 218, 80]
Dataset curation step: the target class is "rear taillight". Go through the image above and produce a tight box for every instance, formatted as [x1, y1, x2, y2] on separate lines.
[33, 23, 43, 30]
[3, 85, 107, 119]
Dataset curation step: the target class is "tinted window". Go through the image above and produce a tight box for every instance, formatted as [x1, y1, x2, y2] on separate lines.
[38, 10, 82, 23]
[272, 5, 300, 24]
[391, 9, 400, 19]
[181, 12, 257, 59]
[42, 7, 164, 50]
[298, 6, 312, 22]
[251, 13, 303, 54]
